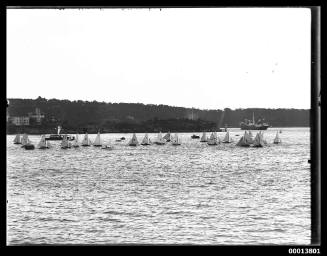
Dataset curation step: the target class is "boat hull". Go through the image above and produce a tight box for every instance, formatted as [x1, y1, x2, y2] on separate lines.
[23, 144, 35, 150]
[240, 124, 269, 130]
[154, 142, 165, 145]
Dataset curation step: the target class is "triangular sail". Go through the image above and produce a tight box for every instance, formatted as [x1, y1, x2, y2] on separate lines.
[273, 131, 281, 144]
[163, 132, 171, 141]
[200, 132, 207, 142]
[253, 132, 265, 147]
[93, 132, 102, 146]
[13, 134, 21, 144]
[37, 135, 47, 148]
[141, 133, 151, 144]
[82, 133, 91, 146]
[61, 135, 70, 148]
[128, 133, 139, 145]
[223, 131, 232, 143]
[21, 134, 29, 146]
[72, 134, 80, 147]
[172, 133, 181, 145]
[207, 132, 218, 145]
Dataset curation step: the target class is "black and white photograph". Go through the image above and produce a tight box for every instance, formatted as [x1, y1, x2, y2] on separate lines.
[6, 6, 321, 246]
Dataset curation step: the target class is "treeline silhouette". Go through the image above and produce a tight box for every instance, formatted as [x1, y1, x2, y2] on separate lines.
[7, 97, 309, 134]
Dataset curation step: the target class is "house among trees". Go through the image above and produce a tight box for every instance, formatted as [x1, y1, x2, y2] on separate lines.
[7, 107, 45, 126]
[28, 108, 45, 124]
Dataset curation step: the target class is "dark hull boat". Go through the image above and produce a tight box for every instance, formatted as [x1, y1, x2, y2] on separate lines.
[191, 134, 200, 139]
[240, 112, 269, 130]
[240, 123, 269, 130]
[45, 134, 72, 140]
[23, 144, 35, 150]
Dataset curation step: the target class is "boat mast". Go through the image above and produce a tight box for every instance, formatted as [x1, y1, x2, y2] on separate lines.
[252, 112, 255, 124]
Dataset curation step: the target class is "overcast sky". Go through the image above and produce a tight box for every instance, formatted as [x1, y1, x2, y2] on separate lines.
[7, 8, 311, 110]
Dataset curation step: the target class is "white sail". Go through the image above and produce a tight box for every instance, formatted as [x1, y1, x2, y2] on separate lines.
[163, 132, 171, 141]
[72, 134, 80, 147]
[128, 133, 139, 146]
[253, 132, 265, 147]
[13, 134, 21, 144]
[21, 133, 29, 146]
[200, 132, 207, 142]
[273, 131, 281, 144]
[244, 131, 254, 144]
[236, 131, 251, 147]
[37, 135, 48, 149]
[61, 135, 70, 148]
[82, 133, 91, 146]
[207, 132, 218, 145]
[222, 131, 232, 143]
[93, 132, 102, 146]
[141, 133, 151, 145]
[172, 133, 181, 145]
[155, 132, 166, 144]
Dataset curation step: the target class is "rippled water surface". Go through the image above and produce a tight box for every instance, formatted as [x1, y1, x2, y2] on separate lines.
[7, 128, 311, 245]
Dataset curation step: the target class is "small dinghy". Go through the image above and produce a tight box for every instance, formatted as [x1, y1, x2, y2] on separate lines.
[128, 133, 139, 146]
[200, 132, 208, 142]
[191, 134, 200, 139]
[154, 132, 166, 145]
[273, 131, 282, 144]
[93, 131, 102, 147]
[171, 133, 181, 146]
[222, 131, 232, 143]
[24, 144, 35, 150]
[102, 144, 113, 150]
[37, 135, 51, 149]
[13, 134, 22, 144]
[81, 133, 92, 146]
[141, 133, 152, 145]
[207, 132, 218, 145]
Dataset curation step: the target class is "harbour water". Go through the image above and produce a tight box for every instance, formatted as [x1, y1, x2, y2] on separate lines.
[7, 128, 311, 245]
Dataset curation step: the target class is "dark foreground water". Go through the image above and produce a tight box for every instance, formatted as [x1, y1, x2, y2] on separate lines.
[7, 128, 310, 245]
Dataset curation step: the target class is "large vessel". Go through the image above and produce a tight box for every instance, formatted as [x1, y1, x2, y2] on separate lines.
[240, 113, 270, 130]
[45, 126, 74, 140]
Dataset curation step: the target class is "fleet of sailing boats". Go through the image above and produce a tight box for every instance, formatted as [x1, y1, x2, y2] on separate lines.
[13, 129, 283, 150]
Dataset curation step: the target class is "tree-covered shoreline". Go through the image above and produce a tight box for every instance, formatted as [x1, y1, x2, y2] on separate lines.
[6, 97, 310, 134]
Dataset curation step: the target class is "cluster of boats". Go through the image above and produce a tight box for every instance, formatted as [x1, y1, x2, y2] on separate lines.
[13, 130, 282, 150]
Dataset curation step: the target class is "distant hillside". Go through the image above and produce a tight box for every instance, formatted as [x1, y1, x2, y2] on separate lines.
[6, 97, 310, 133]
